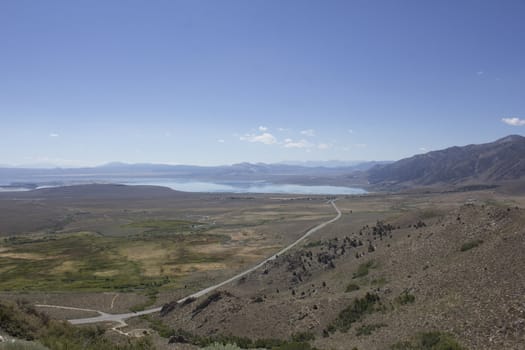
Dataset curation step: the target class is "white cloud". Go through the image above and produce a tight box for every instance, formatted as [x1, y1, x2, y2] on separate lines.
[277, 127, 287, 132]
[419, 147, 427, 152]
[477, 71, 484, 76]
[355, 143, 367, 148]
[300, 129, 315, 137]
[240, 132, 277, 145]
[49, 133, 59, 137]
[317, 143, 331, 150]
[502, 117, 525, 126]
[348, 129, 354, 134]
[217, 139, 225, 143]
[258, 126, 268, 132]
[284, 139, 313, 148]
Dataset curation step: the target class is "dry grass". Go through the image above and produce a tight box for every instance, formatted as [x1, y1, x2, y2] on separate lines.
[50, 261, 79, 274]
[0, 251, 50, 260]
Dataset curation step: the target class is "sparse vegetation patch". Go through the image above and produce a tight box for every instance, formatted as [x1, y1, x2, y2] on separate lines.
[145, 317, 318, 349]
[460, 239, 483, 252]
[192, 291, 230, 318]
[0, 339, 49, 350]
[345, 283, 360, 292]
[391, 331, 465, 350]
[371, 277, 388, 286]
[304, 240, 323, 248]
[355, 323, 387, 336]
[0, 232, 228, 291]
[0, 300, 153, 350]
[124, 219, 205, 235]
[395, 291, 416, 305]
[352, 260, 375, 279]
[129, 288, 158, 312]
[326, 292, 381, 333]
[291, 331, 315, 342]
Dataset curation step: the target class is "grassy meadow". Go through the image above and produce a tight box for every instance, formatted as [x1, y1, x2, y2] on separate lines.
[0, 188, 339, 316]
[0, 220, 230, 292]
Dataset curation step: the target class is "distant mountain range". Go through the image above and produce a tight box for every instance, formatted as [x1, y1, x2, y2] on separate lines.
[277, 160, 391, 169]
[368, 135, 525, 188]
[0, 160, 382, 188]
[82, 161, 383, 179]
[2, 135, 524, 191]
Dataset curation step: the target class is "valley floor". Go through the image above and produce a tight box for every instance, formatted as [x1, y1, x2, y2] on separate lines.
[1, 185, 525, 349]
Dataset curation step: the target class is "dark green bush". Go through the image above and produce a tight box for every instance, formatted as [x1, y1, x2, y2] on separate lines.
[152, 324, 318, 350]
[460, 239, 483, 252]
[0, 300, 153, 350]
[40, 323, 154, 350]
[345, 283, 360, 292]
[304, 240, 323, 248]
[274, 342, 315, 350]
[291, 332, 315, 342]
[391, 331, 465, 350]
[0, 303, 38, 340]
[328, 293, 380, 333]
[395, 291, 415, 305]
[355, 323, 387, 336]
[352, 260, 375, 279]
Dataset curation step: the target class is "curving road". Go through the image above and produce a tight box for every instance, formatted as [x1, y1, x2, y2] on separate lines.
[39, 200, 342, 327]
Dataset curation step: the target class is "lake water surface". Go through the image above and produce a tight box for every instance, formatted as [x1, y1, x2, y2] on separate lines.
[0, 178, 367, 195]
[124, 180, 367, 195]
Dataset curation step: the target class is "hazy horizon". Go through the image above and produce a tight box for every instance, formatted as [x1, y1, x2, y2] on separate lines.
[0, 159, 386, 169]
[1, 134, 523, 169]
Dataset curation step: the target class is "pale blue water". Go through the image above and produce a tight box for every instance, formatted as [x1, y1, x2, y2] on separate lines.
[0, 187, 31, 192]
[123, 180, 367, 195]
[0, 185, 57, 192]
[0, 178, 367, 195]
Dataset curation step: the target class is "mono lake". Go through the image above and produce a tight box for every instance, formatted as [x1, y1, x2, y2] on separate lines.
[123, 180, 367, 195]
[0, 178, 367, 195]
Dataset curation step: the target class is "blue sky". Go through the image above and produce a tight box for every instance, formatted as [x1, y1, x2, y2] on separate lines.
[1, 0, 524, 167]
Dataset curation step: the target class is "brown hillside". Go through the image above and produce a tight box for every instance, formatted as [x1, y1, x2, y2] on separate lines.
[156, 197, 525, 349]
[368, 135, 525, 188]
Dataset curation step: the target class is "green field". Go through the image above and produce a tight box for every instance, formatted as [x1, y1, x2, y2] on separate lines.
[0, 229, 230, 292]
[124, 219, 207, 235]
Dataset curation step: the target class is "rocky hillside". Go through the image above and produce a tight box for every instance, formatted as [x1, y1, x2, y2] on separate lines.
[151, 196, 525, 349]
[368, 135, 525, 187]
